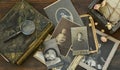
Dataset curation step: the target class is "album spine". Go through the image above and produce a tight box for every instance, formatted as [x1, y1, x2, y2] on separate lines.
[16, 23, 53, 65]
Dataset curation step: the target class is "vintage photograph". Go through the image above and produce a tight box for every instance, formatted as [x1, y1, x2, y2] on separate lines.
[52, 18, 80, 56]
[44, 0, 83, 26]
[79, 30, 120, 70]
[34, 39, 63, 69]
[71, 26, 89, 55]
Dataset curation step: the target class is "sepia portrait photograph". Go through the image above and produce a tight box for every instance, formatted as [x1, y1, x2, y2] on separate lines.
[52, 18, 80, 56]
[79, 30, 120, 70]
[71, 26, 89, 55]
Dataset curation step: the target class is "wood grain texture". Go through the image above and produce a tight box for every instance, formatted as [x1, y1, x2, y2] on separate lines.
[0, 0, 120, 70]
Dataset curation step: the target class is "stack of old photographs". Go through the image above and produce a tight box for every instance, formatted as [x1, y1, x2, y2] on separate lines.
[33, 17, 99, 70]
[33, 17, 120, 70]
[33, 0, 120, 70]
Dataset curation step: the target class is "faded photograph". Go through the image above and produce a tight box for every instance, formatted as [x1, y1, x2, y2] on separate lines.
[55, 8, 73, 23]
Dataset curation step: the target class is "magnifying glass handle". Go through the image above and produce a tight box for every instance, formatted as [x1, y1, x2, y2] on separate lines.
[4, 31, 21, 43]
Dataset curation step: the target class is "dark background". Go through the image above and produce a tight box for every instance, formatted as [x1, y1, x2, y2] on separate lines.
[0, 0, 120, 70]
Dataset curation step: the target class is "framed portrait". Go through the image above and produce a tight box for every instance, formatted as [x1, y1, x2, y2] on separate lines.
[79, 30, 120, 70]
[71, 26, 89, 55]
[44, 0, 83, 26]
[52, 18, 80, 56]
[80, 14, 99, 53]
[34, 39, 63, 69]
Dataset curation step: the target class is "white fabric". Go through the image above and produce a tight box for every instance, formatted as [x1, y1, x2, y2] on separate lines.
[100, 0, 120, 24]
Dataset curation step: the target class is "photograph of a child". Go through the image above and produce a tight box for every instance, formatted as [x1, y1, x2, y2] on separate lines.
[34, 39, 63, 69]
[79, 30, 120, 70]
[43, 39, 63, 69]
[71, 27, 89, 55]
[55, 28, 67, 46]
[52, 18, 80, 56]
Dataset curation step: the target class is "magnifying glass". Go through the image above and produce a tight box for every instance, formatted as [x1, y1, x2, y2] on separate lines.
[4, 20, 35, 42]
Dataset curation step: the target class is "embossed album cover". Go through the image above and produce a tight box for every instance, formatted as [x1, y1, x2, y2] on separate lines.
[44, 0, 84, 26]
[0, 1, 53, 64]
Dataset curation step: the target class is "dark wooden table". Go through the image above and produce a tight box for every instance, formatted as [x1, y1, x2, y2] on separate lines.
[0, 0, 120, 70]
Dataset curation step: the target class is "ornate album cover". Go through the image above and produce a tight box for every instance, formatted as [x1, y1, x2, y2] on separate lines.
[79, 30, 120, 70]
[0, 1, 53, 64]
[80, 14, 99, 53]
[44, 0, 84, 26]
[52, 18, 80, 56]
[71, 26, 89, 55]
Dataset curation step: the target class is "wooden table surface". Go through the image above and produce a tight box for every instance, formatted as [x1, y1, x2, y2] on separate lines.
[0, 0, 120, 70]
